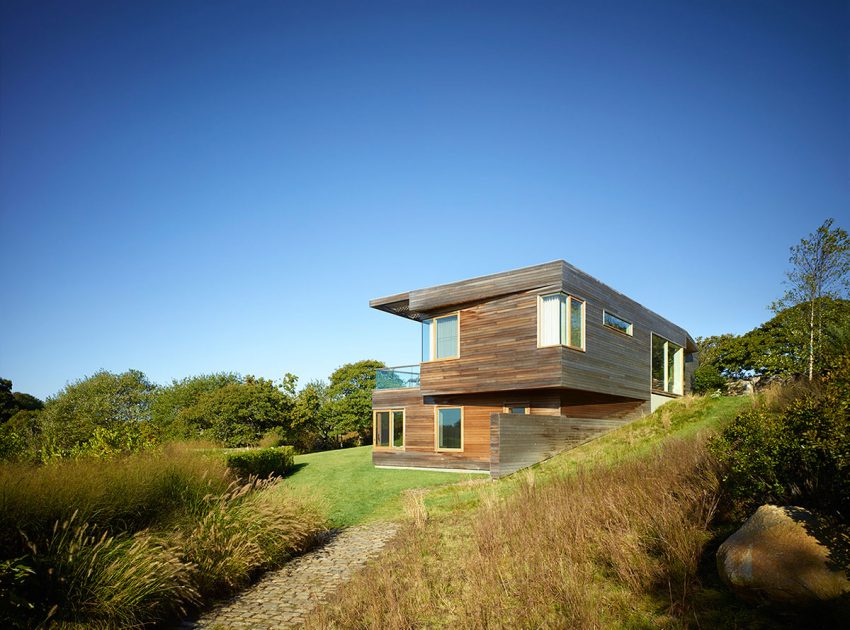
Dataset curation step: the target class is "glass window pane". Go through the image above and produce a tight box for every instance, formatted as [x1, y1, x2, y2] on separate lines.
[507, 405, 527, 414]
[421, 319, 432, 362]
[392, 410, 404, 447]
[435, 315, 458, 358]
[539, 294, 564, 346]
[667, 342, 682, 394]
[604, 311, 632, 335]
[651, 334, 665, 391]
[437, 407, 462, 449]
[569, 299, 583, 348]
[376, 412, 390, 447]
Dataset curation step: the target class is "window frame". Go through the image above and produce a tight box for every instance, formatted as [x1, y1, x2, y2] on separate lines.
[434, 406, 464, 452]
[650, 333, 684, 396]
[537, 292, 586, 351]
[503, 402, 530, 414]
[372, 408, 405, 450]
[603, 310, 634, 336]
[422, 311, 461, 362]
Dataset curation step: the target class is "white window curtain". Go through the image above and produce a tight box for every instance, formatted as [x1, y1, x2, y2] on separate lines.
[540, 294, 563, 346]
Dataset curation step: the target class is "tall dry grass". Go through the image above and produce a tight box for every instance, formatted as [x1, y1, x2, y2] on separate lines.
[0, 442, 232, 558]
[1, 444, 326, 627]
[308, 435, 721, 629]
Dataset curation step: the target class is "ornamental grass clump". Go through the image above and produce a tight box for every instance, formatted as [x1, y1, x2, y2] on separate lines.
[14, 512, 197, 628]
[183, 478, 325, 597]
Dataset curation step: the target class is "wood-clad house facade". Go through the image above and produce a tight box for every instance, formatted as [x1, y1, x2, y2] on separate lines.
[370, 261, 698, 476]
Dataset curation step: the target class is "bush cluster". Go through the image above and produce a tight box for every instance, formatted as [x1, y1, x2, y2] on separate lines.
[710, 357, 850, 517]
[225, 446, 296, 479]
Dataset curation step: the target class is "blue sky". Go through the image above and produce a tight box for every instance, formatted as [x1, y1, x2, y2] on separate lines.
[1, 0, 848, 399]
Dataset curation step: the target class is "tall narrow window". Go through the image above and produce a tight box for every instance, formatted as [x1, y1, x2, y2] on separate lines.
[538, 293, 585, 349]
[569, 298, 584, 350]
[435, 314, 459, 359]
[652, 334, 683, 395]
[374, 409, 404, 449]
[422, 314, 460, 361]
[539, 294, 565, 346]
[421, 319, 432, 362]
[436, 407, 462, 450]
[392, 410, 404, 447]
[375, 411, 390, 447]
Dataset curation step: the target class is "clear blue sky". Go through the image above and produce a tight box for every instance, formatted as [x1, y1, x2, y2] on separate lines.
[1, 0, 848, 399]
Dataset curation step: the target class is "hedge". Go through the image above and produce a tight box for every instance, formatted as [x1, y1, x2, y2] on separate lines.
[225, 446, 295, 479]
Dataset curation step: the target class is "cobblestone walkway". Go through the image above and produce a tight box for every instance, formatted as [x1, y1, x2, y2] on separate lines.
[182, 522, 400, 629]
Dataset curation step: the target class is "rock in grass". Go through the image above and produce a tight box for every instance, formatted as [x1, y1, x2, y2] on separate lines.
[717, 504, 850, 606]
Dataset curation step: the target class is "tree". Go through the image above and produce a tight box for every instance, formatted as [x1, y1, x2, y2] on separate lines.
[176, 375, 296, 447]
[292, 379, 333, 450]
[39, 369, 156, 456]
[325, 360, 385, 443]
[771, 219, 850, 380]
[150, 372, 242, 439]
[0, 379, 18, 423]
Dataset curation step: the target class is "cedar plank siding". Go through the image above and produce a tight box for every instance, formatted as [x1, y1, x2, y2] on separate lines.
[419, 291, 563, 396]
[371, 260, 695, 475]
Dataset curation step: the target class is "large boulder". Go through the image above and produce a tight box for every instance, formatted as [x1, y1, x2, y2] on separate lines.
[717, 505, 850, 606]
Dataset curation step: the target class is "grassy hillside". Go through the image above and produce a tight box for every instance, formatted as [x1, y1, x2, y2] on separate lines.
[306, 395, 767, 629]
[281, 445, 481, 527]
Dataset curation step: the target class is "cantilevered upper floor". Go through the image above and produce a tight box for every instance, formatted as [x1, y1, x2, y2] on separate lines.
[370, 261, 697, 401]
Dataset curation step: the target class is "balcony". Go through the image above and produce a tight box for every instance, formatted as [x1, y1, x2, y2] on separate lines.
[375, 364, 420, 390]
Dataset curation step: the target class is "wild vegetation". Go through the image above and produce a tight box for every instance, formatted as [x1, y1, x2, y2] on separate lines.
[0, 359, 386, 463]
[0, 444, 325, 628]
[307, 397, 746, 629]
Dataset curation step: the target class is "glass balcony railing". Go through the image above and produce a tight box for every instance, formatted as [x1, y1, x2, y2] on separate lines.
[376, 364, 421, 390]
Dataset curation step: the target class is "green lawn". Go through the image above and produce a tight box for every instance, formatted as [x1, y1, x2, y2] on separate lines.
[280, 445, 481, 527]
[279, 396, 751, 528]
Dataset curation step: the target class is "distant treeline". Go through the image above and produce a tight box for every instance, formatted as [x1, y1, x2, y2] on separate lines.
[693, 299, 850, 392]
[0, 359, 385, 461]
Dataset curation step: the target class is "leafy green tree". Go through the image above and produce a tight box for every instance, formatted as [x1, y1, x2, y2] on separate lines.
[176, 375, 296, 447]
[771, 218, 850, 380]
[0, 379, 17, 423]
[691, 363, 726, 393]
[292, 379, 333, 450]
[150, 372, 242, 439]
[39, 369, 156, 457]
[11, 392, 43, 412]
[325, 360, 385, 443]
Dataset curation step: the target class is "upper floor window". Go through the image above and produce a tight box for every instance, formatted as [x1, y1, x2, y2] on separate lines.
[421, 313, 459, 361]
[538, 293, 585, 350]
[652, 334, 683, 395]
[603, 310, 633, 336]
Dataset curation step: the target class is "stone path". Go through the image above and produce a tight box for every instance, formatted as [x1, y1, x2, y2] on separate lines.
[181, 522, 400, 629]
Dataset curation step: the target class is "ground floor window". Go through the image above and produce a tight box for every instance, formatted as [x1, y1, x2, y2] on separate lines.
[651, 334, 683, 395]
[435, 407, 463, 451]
[504, 402, 530, 414]
[374, 409, 404, 448]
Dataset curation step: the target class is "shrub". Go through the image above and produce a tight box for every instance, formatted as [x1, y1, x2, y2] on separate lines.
[226, 446, 295, 479]
[258, 428, 287, 448]
[692, 363, 726, 394]
[711, 359, 850, 516]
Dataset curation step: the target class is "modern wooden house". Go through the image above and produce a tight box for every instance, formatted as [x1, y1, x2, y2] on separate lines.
[370, 261, 698, 477]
